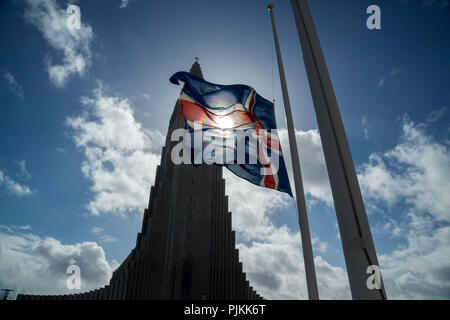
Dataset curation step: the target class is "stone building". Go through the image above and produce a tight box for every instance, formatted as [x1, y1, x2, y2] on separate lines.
[17, 61, 262, 300]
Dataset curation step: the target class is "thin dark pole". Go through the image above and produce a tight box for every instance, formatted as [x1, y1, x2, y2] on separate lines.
[267, 4, 319, 300]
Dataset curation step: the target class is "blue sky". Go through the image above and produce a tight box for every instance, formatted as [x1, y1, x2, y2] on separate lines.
[0, 0, 449, 299]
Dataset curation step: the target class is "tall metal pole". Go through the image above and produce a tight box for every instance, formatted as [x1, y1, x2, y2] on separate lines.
[289, 0, 386, 299]
[268, 4, 319, 300]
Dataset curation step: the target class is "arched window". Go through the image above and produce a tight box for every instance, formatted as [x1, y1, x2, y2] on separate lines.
[181, 261, 192, 300]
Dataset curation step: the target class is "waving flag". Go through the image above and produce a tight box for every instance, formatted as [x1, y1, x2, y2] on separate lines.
[170, 71, 292, 196]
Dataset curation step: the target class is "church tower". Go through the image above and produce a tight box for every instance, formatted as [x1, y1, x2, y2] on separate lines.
[17, 61, 262, 300]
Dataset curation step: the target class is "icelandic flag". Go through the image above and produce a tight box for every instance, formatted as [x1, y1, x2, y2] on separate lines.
[170, 71, 292, 196]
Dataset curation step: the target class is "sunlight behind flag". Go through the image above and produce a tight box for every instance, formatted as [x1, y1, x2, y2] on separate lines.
[170, 71, 292, 196]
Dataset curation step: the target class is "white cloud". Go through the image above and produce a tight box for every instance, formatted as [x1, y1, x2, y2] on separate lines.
[90, 227, 118, 243]
[312, 236, 328, 253]
[18, 160, 31, 180]
[224, 171, 290, 241]
[67, 85, 164, 216]
[425, 107, 447, 123]
[0, 228, 117, 296]
[0, 170, 32, 197]
[281, 129, 333, 206]
[361, 115, 370, 140]
[3, 71, 25, 101]
[390, 67, 404, 76]
[55, 147, 67, 154]
[373, 218, 403, 239]
[358, 153, 407, 206]
[1, 224, 32, 232]
[91, 227, 105, 234]
[119, 0, 132, 9]
[379, 67, 403, 88]
[23, 0, 94, 87]
[0, 225, 14, 233]
[237, 232, 350, 300]
[379, 220, 450, 299]
[99, 235, 119, 243]
[90, 227, 104, 235]
[357, 113, 450, 299]
[358, 115, 450, 222]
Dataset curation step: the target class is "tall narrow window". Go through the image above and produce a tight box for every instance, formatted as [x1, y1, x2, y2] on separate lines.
[181, 261, 192, 300]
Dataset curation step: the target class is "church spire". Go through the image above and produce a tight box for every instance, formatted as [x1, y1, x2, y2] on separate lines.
[15, 57, 263, 301]
[189, 57, 203, 79]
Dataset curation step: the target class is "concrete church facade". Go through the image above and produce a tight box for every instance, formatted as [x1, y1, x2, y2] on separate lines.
[17, 61, 262, 300]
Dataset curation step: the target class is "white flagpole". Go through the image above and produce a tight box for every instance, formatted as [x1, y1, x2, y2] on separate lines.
[267, 4, 319, 300]
[289, 0, 387, 299]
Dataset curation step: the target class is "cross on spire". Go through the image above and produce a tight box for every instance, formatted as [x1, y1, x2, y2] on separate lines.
[194, 56, 200, 62]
